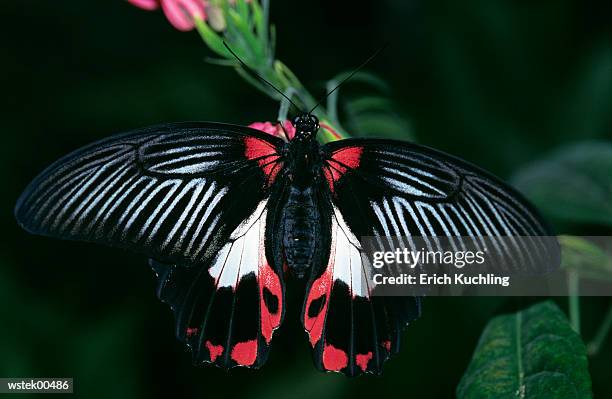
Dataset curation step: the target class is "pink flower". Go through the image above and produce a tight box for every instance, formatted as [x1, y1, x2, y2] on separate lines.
[248, 120, 344, 141]
[128, 0, 207, 31]
[249, 120, 296, 141]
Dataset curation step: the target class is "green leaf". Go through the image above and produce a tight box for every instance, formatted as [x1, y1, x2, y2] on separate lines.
[512, 142, 612, 227]
[457, 301, 592, 399]
[235, 0, 250, 22]
[250, 0, 265, 41]
[194, 18, 228, 57]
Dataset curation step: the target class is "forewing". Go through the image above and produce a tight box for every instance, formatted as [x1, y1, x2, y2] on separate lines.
[321, 139, 556, 267]
[15, 122, 285, 265]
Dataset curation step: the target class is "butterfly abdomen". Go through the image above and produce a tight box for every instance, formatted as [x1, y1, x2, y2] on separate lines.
[281, 185, 320, 278]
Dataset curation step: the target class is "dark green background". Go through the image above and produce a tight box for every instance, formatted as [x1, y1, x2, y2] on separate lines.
[2, 0, 611, 398]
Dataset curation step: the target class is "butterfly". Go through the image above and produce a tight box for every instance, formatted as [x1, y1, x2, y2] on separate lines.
[14, 112, 553, 376]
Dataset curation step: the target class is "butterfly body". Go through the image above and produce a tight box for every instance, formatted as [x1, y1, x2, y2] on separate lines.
[278, 114, 328, 278]
[15, 116, 556, 376]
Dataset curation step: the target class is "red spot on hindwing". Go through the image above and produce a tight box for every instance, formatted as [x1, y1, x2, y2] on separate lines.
[205, 341, 224, 362]
[382, 340, 392, 352]
[356, 352, 373, 372]
[303, 223, 337, 346]
[325, 146, 363, 192]
[260, 261, 282, 343]
[322, 344, 348, 372]
[244, 137, 283, 185]
[256, 214, 283, 344]
[231, 340, 258, 366]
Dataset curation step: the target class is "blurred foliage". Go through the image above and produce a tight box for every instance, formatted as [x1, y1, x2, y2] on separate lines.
[561, 236, 612, 282]
[512, 142, 612, 229]
[457, 301, 592, 399]
[329, 71, 414, 140]
[2, 0, 612, 398]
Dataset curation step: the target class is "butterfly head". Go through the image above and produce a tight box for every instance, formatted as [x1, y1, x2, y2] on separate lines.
[291, 114, 320, 142]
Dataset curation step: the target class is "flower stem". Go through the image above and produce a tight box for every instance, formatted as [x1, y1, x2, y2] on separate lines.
[568, 270, 581, 334]
[194, 0, 346, 141]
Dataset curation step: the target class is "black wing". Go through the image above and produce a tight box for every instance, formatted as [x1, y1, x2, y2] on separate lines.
[15, 122, 287, 369]
[303, 138, 556, 376]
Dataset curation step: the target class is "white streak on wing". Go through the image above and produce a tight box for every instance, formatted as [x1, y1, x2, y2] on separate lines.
[333, 205, 362, 249]
[193, 214, 221, 260]
[64, 162, 133, 233]
[383, 197, 408, 250]
[52, 163, 114, 230]
[181, 182, 216, 252]
[237, 210, 262, 277]
[208, 242, 232, 281]
[371, 201, 392, 238]
[104, 177, 155, 234]
[382, 176, 430, 197]
[188, 186, 228, 256]
[437, 204, 466, 252]
[88, 174, 138, 233]
[231, 200, 268, 239]
[31, 148, 126, 220]
[415, 202, 444, 251]
[160, 163, 220, 174]
[162, 180, 206, 250]
[210, 202, 268, 288]
[217, 238, 245, 288]
[121, 179, 177, 237]
[331, 206, 370, 298]
[146, 179, 203, 244]
[376, 157, 451, 184]
[136, 179, 182, 240]
[393, 197, 418, 255]
[395, 197, 434, 252]
[462, 193, 505, 258]
[150, 153, 221, 171]
[381, 166, 447, 196]
[470, 185, 524, 260]
[39, 169, 96, 228]
[148, 147, 222, 157]
[332, 221, 352, 287]
[349, 243, 366, 297]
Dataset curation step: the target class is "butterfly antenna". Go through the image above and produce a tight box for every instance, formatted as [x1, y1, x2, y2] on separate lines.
[309, 42, 389, 114]
[223, 41, 303, 113]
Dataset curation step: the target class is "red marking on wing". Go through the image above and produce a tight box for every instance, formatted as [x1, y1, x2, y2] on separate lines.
[186, 327, 198, 338]
[322, 344, 348, 372]
[382, 340, 391, 352]
[303, 223, 337, 346]
[256, 212, 283, 344]
[231, 340, 258, 366]
[205, 341, 224, 362]
[356, 352, 373, 372]
[260, 261, 282, 343]
[325, 146, 363, 192]
[244, 137, 283, 185]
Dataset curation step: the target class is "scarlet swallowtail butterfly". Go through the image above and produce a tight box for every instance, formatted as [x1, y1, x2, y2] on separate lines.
[14, 113, 553, 375]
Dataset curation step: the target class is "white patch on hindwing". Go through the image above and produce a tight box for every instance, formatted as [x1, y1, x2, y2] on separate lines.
[208, 200, 268, 288]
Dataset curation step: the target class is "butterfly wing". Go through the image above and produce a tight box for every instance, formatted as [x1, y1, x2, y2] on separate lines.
[304, 138, 556, 376]
[15, 122, 287, 369]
